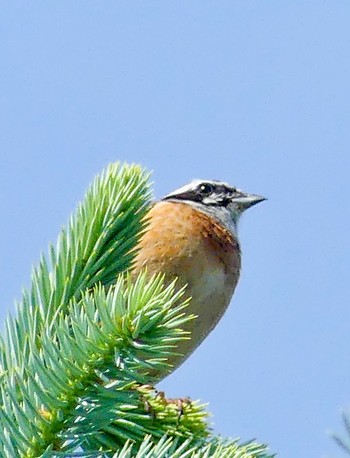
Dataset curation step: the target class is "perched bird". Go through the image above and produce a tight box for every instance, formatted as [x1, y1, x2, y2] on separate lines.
[132, 179, 265, 379]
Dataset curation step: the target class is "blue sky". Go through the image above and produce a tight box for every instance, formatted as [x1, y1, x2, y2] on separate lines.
[1, 2, 350, 457]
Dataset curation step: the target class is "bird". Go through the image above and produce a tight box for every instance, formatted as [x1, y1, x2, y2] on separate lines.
[132, 179, 265, 379]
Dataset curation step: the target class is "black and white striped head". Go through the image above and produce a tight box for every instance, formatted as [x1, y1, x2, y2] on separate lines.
[162, 179, 265, 229]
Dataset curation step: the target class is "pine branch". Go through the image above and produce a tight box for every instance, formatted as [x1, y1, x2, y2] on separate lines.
[0, 162, 272, 458]
[332, 410, 350, 455]
[0, 162, 151, 375]
[1, 274, 202, 457]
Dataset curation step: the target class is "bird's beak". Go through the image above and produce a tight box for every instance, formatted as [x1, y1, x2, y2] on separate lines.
[232, 193, 266, 212]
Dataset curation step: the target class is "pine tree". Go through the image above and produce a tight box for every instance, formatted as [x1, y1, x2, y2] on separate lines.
[0, 162, 273, 457]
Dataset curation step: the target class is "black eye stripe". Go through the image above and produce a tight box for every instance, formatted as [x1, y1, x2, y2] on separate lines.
[162, 181, 239, 207]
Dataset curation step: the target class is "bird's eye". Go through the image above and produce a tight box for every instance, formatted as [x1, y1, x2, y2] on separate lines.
[199, 183, 214, 195]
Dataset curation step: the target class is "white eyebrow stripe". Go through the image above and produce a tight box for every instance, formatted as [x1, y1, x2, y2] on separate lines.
[164, 179, 234, 200]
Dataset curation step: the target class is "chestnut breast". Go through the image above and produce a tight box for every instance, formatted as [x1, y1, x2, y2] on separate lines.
[132, 201, 241, 373]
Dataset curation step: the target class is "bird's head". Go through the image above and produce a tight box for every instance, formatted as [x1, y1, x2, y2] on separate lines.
[162, 179, 266, 232]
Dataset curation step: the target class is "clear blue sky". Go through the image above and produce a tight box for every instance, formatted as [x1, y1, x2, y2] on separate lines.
[1, 2, 350, 457]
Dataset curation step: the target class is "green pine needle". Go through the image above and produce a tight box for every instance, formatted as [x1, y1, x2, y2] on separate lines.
[107, 435, 273, 458]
